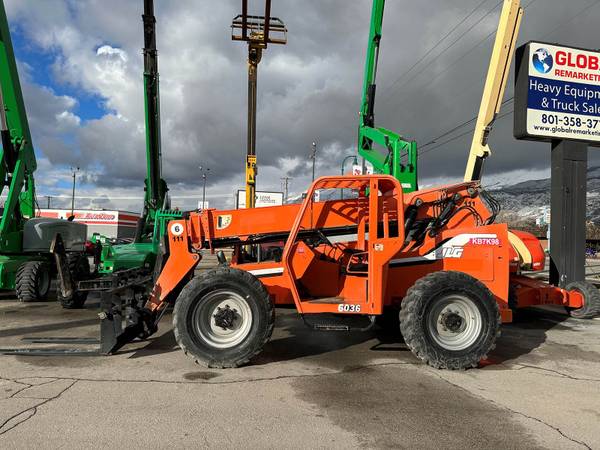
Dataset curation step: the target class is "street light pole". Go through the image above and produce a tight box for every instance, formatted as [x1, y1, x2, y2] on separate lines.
[340, 155, 358, 200]
[70, 166, 80, 216]
[310, 142, 317, 183]
[281, 176, 292, 204]
[200, 166, 210, 209]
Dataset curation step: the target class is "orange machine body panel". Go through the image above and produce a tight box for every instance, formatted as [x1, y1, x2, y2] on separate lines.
[147, 175, 584, 322]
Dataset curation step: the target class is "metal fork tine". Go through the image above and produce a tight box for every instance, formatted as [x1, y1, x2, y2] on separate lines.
[21, 337, 99, 344]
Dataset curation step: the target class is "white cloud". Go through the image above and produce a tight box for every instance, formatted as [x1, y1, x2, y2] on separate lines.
[55, 110, 81, 129]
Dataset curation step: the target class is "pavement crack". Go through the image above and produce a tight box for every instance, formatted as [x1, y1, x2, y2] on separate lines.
[0, 380, 77, 436]
[0, 376, 31, 389]
[1, 377, 34, 399]
[8, 378, 59, 399]
[515, 364, 600, 382]
[0, 361, 418, 388]
[428, 370, 592, 450]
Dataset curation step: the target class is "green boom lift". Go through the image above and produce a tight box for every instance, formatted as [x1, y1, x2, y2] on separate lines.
[0, 0, 90, 306]
[358, 0, 418, 192]
[94, 0, 180, 275]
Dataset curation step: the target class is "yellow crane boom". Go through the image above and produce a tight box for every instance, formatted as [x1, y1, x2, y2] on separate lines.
[464, 0, 523, 182]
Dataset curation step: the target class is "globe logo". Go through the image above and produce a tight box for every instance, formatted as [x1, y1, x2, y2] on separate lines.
[532, 48, 553, 74]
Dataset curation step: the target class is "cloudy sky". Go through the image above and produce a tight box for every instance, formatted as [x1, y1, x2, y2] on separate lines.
[4, 0, 600, 211]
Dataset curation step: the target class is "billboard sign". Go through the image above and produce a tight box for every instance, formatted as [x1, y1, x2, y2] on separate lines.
[515, 41, 600, 145]
[236, 190, 284, 209]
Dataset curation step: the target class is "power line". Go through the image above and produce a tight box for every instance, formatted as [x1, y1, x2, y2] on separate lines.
[380, 0, 493, 98]
[382, 0, 504, 105]
[419, 108, 514, 157]
[539, 0, 600, 40]
[420, 97, 514, 150]
[384, 0, 543, 117]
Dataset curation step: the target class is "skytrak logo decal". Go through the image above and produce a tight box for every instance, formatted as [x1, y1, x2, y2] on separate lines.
[441, 246, 464, 259]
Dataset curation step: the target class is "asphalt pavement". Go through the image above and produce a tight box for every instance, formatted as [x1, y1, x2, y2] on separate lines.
[1, 293, 599, 449]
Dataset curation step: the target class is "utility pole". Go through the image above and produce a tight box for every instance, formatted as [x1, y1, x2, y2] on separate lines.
[281, 176, 292, 204]
[340, 155, 358, 200]
[70, 166, 79, 216]
[45, 195, 52, 209]
[310, 141, 317, 182]
[232, 1, 287, 209]
[200, 166, 210, 209]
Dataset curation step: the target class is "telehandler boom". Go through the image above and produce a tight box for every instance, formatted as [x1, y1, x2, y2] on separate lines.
[94, 0, 180, 275]
[465, 0, 523, 182]
[358, 0, 418, 192]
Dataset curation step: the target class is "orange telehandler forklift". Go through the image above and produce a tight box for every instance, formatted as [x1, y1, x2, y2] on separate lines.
[130, 173, 596, 370]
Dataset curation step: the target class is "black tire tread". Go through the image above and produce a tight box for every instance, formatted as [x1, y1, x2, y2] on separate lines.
[59, 253, 90, 309]
[565, 281, 600, 319]
[173, 267, 275, 368]
[16, 261, 50, 302]
[400, 271, 501, 370]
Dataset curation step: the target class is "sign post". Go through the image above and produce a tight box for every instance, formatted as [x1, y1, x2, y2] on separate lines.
[549, 140, 587, 286]
[515, 41, 600, 287]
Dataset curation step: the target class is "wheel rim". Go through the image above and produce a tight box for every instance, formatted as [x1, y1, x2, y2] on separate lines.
[37, 267, 50, 297]
[426, 294, 482, 351]
[193, 289, 253, 349]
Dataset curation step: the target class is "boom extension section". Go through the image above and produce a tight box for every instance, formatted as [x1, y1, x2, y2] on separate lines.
[358, 0, 417, 192]
[464, 0, 523, 182]
[138, 0, 168, 240]
[0, 0, 37, 252]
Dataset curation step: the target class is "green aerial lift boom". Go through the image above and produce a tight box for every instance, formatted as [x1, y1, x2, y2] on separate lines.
[96, 0, 179, 274]
[0, 0, 89, 306]
[358, 0, 418, 192]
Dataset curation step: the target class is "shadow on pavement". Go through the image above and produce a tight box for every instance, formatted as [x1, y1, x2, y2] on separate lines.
[485, 306, 570, 366]
[127, 331, 179, 358]
[0, 318, 99, 339]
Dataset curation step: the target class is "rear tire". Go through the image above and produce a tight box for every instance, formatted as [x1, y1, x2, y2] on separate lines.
[565, 281, 600, 319]
[16, 261, 51, 302]
[59, 253, 91, 309]
[173, 267, 275, 368]
[400, 271, 501, 370]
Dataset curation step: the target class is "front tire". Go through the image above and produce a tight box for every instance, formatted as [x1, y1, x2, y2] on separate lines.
[400, 271, 501, 370]
[173, 267, 275, 368]
[59, 253, 91, 309]
[16, 261, 51, 302]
